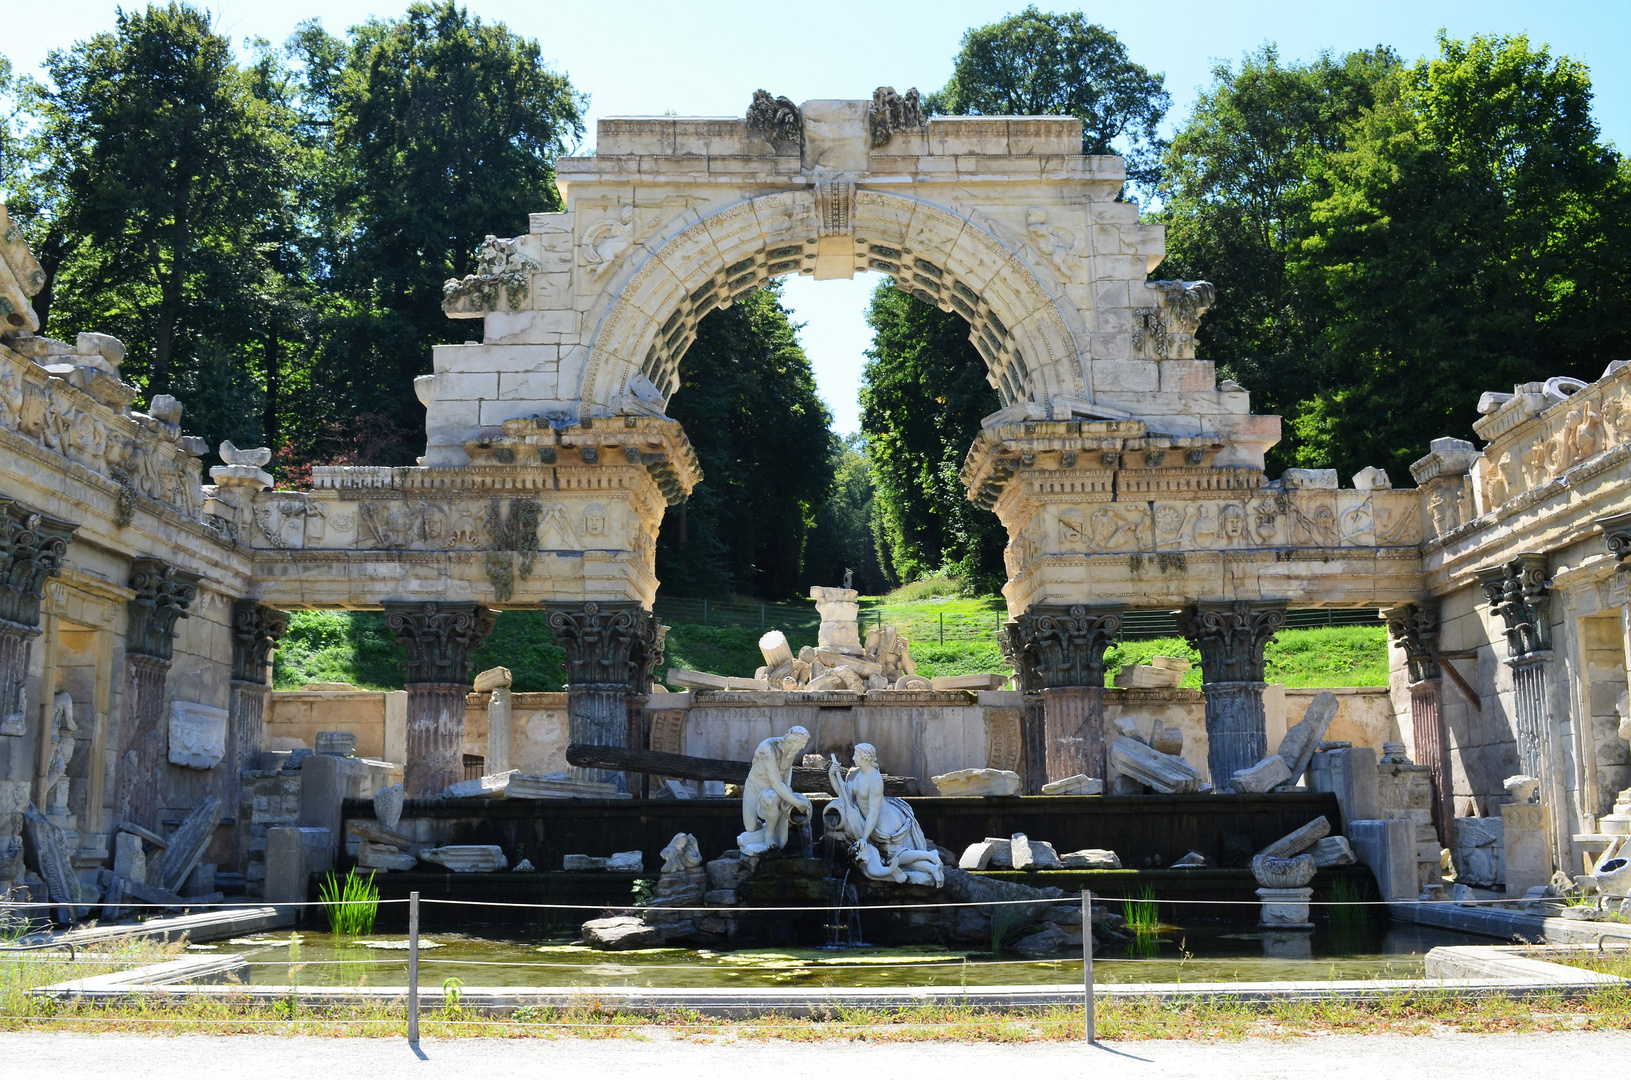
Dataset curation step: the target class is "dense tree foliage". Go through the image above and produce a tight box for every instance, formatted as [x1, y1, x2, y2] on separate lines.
[860, 285, 1005, 592]
[657, 285, 835, 600]
[801, 433, 889, 595]
[930, 7, 1169, 190]
[1162, 35, 1631, 478]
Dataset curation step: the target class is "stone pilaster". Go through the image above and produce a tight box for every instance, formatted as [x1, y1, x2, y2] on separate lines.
[0, 497, 75, 890]
[227, 601, 287, 868]
[1003, 604, 1122, 784]
[1386, 601, 1451, 844]
[115, 558, 199, 830]
[547, 602, 665, 792]
[1478, 553, 1559, 870]
[998, 624, 1046, 793]
[383, 602, 496, 797]
[1175, 600, 1287, 792]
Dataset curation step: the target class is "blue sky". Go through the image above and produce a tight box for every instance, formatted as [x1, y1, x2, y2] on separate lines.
[8, 0, 1630, 434]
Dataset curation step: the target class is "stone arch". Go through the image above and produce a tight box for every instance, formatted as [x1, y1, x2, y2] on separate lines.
[578, 189, 1088, 416]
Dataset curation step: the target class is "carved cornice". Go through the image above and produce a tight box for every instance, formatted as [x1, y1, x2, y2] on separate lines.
[1174, 600, 1286, 684]
[547, 602, 664, 689]
[231, 600, 289, 685]
[125, 558, 200, 661]
[0, 495, 75, 630]
[1384, 601, 1441, 684]
[1476, 552, 1551, 661]
[1002, 604, 1123, 690]
[383, 601, 496, 686]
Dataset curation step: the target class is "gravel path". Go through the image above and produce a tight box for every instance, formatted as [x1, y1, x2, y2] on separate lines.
[2, 1030, 1622, 1078]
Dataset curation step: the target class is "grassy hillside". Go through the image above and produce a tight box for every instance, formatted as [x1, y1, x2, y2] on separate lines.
[274, 605, 1388, 691]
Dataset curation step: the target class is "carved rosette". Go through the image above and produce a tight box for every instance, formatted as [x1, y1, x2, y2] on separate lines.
[1174, 601, 1286, 684]
[1384, 601, 1442, 685]
[1003, 604, 1124, 689]
[1477, 553, 1551, 662]
[548, 602, 663, 689]
[1598, 510, 1631, 571]
[383, 602, 496, 685]
[231, 600, 289, 686]
[125, 558, 200, 662]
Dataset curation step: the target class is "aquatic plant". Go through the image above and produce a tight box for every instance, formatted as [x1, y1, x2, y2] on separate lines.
[989, 905, 1023, 957]
[1122, 885, 1160, 935]
[318, 871, 380, 937]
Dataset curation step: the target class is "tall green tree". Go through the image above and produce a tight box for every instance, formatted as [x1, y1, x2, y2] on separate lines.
[657, 285, 835, 600]
[1292, 34, 1631, 477]
[801, 433, 889, 595]
[1158, 45, 1399, 472]
[289, 2, 586, 457]
[931, 6, 1170, 189]
[19, 3, 299, 450]
[861, 284, 1005, 591]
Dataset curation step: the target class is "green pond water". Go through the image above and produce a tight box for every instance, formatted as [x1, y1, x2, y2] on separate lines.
[194, 922, 1491, 988]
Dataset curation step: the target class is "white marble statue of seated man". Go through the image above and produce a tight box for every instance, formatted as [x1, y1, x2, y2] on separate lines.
[826, 742, 944, 887]
[737, 725, 812, 857]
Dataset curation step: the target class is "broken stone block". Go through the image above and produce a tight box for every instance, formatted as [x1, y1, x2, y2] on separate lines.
[315, 730, 357, 757]
[606, 850, 644, 873]
[1451, 817, 1504, 888]
[357, 841, 417, 871]
[1027, 840, 1062, 870]
[564, 854, 608, 871]
[1276, 691, 1338, 782]
[419, 845, 506, 873]
[472, 666, 512, 693]
[374, 783, 404, 831]
[1041, 774, 1103, 796]
[1062, 848, 1121, 870]
[958, 841, 995, 870]
[1149, 724, 1184, 757]
[444, 771, 518, 799]
[1011, 833, 1036, 870]
[1171, 850, 1208, 868]
[1232, 755, 1293, 794]
[1109, 736, 1203, 794]
[931, 768, 1021, 796]
[1311, 835, 1357, 868]
[706, 853, 757, 890]
[981, 837, 1015, 869]
[1259, 816, 1332, 858]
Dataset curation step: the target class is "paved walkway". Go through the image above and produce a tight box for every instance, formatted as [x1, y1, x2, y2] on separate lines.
[3, 1030, 1622, 1077]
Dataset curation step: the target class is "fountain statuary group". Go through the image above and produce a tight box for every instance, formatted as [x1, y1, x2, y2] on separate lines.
[736, 724, 944, 886]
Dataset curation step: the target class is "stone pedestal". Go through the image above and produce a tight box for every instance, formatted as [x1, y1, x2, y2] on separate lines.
[1256, 886, 1313, 928]
[1502, 800, 1552, 898]
[1176, 600, 1286, 792]
[547, 602, 665, 793]
[384, 602, 495, 797]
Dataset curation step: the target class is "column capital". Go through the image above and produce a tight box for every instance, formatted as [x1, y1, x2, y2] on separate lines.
[1002, 603, 1123, 690]
[0, 496, 76, 632]
[547, 602, 664, 688]
[231, 600, 289, 686]
[1476, 552, 1551, 661]
[1384, 601, 1441, 685]
[1174, 600, 1286, 684]
[1597, 510, 1631, 569]
[383, 601, 495, 685]
[126, 558, 200, 661]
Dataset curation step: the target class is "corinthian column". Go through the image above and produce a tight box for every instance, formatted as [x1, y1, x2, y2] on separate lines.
[384, 602, 495, 798]
[1386, 601, 1450, 844]
[547, 603, 665, 793]
[1176, 600, 1287, 792]
[115, 558, 200, 830]
[1003, 604, 1123, 784]
[0, 497, 75, 891]
[228, 600, 287, 866]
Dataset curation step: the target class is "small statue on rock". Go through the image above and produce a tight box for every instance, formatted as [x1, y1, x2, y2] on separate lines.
[824, 743, 944, 887]
[737, 726, 811, 857]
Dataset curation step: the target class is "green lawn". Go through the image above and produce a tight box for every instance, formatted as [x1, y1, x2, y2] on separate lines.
[274, 604, 1388, 692]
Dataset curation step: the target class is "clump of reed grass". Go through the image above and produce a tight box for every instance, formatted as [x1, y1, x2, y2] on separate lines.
[318, 871, 379, 937]
[1122, 885, 1160, 935]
